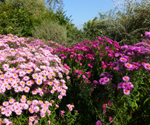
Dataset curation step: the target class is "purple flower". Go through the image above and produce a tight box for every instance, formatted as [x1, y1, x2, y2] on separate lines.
[107, 101, 113, 107]
[118, 82, 123, 89]
[93, 80, 98, 84]
[96, 120, 102, 125]
[115, 53, 120, 57]
[119, 57, 127, 63]
[145, 31, 150, 38]
[82, 75, 86, 79]
[99, 78, 106, 85]
[109, 117, 114, 122]
[102, 104, 107, 109]
[113, 66, 119, 70]
[103, 77, 110, 83]
[103, 108, 106, 114]
[122, 76, 130, 82]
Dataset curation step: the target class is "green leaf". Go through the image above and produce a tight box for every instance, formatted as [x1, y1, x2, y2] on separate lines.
[143, 97, 150, 105]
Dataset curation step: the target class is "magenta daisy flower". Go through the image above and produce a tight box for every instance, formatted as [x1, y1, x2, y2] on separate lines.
[113, 66, 119, 70]
[138, 48, 145, 54]
[120, 57, 127, 62]
[103, 77, 110, 83]
[115, 53, 120, 57]
[118, 82, 123, 89]
[123, 89, 130, 95]
[122, 83, 128, 89]
[107, 101, 113, 107]
[102, 104, 106, 109]
[96, 120, 102, 125]
[103, 108, 106, 114]
[124, 63, 133, 69]
[126, 82, 134, 90]
[109, 116, 114, 122]
[143, 63, 150, 70]
[99, 78, 106, 85]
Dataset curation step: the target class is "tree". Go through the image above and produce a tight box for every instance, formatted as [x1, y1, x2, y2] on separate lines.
[45, 0, 64, 12]
[91, 0, 150, 45]
[0, 0, 47, 37]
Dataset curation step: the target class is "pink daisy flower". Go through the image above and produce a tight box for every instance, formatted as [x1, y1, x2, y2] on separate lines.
[122, 76, 130, 82]
[50, 89, 55, 94]
[3, 101, 9, 107]
[9, 98, 15, 104]
[29, 116, 35, 122]
[40, 112, 45, 118]
[34, 106, 40, 113]
[29, 107, 34, 114]
[58, 95, 63, 99]
[15, 110, 22, 115]
[2, 64, 9, 70]
[20, 81, 25, 87]
[23, 104, 29, 110]
[23, 76, 30, 81]
[24, 86, 30, 93]
[20, 98, 26, 103]
[19, 71, 26, 77]
[36, 79, 42, 85]
[1, 107, 6, 115]
[5, 110, 12, 117]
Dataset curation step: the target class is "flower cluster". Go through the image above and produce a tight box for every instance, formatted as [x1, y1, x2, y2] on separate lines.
[118, 76, 134, 95]
[0, 118, 13, 125]
[0, 34, 72, 124]
[66, 104, 75, 112]
[99, 72, 112, 85]
[61, 110, 65, 118]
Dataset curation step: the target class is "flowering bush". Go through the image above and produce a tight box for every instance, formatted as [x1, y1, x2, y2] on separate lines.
[0, 34, 77, 125]
[0, 31, 150, 125]
[50, 31, 150, 124]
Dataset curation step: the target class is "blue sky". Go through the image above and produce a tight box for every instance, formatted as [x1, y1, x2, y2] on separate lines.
[62, 0, 125, 30]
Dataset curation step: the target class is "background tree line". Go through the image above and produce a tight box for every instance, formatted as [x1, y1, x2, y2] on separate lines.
[0, 0, 150, 46]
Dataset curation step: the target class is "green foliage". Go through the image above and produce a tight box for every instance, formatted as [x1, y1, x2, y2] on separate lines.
[32, 20, 67, 44]
[0, 0, 47, 37]
[81, 0, 150, 46]
[45, 0, 64, 12]
[82, 17, 104, 41]
[97, 0, 150, 45]
[39, 8, 89, 46]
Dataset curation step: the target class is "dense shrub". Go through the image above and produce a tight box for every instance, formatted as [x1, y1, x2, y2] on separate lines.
[82, 17, 104, 41]
[100, 0, 150, 45]
[32, 20, 67, 44]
